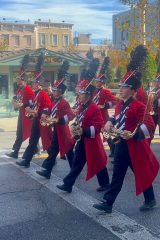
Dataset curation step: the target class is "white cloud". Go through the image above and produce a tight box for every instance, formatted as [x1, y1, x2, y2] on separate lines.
[0, 0, 127, 39]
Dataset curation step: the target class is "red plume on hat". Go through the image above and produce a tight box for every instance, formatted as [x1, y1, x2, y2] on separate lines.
[95, 57, 110, 83]
[17, 54, 29, 80]
[79, 80, 95, 94]
[32, 53, 44, 82]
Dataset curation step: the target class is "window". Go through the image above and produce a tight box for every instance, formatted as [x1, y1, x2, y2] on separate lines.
[25, 35, 31, 46]
[51, 34, 58, 47]
[39, 33, 47, 46]
[14, 35, 20, 46]
[63, 35, 69, 47]
[0, 75, 8, 99]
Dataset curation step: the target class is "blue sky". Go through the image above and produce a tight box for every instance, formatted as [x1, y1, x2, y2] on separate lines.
[0, 0, 128, 39]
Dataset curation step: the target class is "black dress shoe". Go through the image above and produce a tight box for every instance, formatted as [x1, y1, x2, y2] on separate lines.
[93, 201, 112, 213]
[139, 200, 156, 211]
[6, 152, 18, 159]
[96, 184, 109, 192]
[36, 170, 51, 179]
[16, 160, 30, 168]
[56, 184, 72, 193]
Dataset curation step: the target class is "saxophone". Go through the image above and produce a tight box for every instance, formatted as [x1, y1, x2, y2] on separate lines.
[25, 105, 38, 119]
[102, 126, 139, 144]
[40, 115, 57, 127]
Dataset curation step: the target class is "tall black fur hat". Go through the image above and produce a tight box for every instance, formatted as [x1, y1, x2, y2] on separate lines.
[17, 54, 29, 81]
[120, 45, 148, 90]
[95, 57, 110, 83]
[31, 53, 44, 83]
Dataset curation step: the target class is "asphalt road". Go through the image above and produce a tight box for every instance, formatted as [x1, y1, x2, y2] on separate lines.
[0, 120, 159, 240]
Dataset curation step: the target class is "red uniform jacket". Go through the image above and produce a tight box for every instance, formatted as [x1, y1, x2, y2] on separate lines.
[136, 86, 151, 113]
[136, 87, 148, 105]
[49, 98, 75, 157]
[18, 85, 35, 141]
[35, 90, 52, 150]
[114, 99, 159, 195]
[93, 87, 117, 123]
[79, 102, 108, 180]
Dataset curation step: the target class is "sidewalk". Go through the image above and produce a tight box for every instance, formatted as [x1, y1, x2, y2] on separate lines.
[0, 117, 17, 132]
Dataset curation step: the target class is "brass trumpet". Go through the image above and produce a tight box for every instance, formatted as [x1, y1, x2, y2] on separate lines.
[40, 116, 57, 127]
[102, 126, 138, 144]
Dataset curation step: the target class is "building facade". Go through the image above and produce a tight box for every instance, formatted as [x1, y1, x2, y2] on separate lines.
[74, 33, 109, 58]
[0, 48, 88, 116]
[0, 21, 36, 51]
[0, 20, 73, 51]
[35, 21, 73, 51]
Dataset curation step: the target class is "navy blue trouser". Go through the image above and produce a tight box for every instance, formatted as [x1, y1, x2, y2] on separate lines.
[103, 139, 155, 205]
[42, 126, 74, 172]
[12, 111, 23, 154]
[23, 118, 40, 162]
[63, 137, 109, 188]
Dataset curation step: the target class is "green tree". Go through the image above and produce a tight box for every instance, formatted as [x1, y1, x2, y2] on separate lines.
[106, 66, 115, 83]
[116, 65, 126, 82]
[86, 48, 94, 59]
[140, 53, 157, 87]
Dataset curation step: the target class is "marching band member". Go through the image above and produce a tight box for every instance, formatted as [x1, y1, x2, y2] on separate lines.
[16, 55, 52, 168]
[6, 55, 35, 159]
[93, 47, 159, 213]
[57, 81, 110, 193]
[36, 80, 75, 179]
[93, 57, 117, 159]
[72, 59, 100, 114]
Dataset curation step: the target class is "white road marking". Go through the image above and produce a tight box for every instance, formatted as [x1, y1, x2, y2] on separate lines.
[1, 155, 159, 240]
